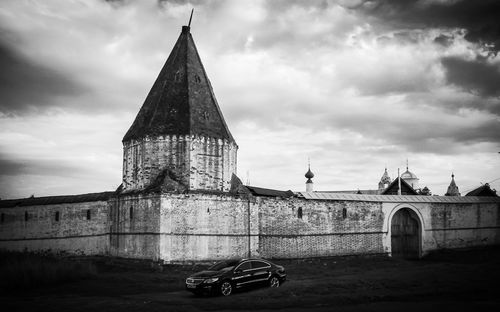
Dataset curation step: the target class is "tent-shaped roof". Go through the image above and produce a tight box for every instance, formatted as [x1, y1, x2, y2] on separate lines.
[381, 177, 419, 195]
[123, 26, 235, 143]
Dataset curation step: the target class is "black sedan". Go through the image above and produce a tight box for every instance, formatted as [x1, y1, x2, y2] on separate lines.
[185, 258, 286, 296]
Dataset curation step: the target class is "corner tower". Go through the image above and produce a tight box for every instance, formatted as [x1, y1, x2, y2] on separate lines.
[122, 25, 237, 193]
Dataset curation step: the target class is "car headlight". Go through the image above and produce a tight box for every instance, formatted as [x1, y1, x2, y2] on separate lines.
[203, 277, 219, 284]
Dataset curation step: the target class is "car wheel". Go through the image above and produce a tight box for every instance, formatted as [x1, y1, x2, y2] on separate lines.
[269, 276, 280, 288]
[220, 280, 233, 296]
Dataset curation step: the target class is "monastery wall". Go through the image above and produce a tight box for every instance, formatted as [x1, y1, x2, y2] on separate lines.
[0, 200, 109, 255]
[256, 197, 385, 258]
[1, 194, 499, 262]
[159, 193, 254, 262]
[425, 202, 500, 249]
[109, 194, 162, 260]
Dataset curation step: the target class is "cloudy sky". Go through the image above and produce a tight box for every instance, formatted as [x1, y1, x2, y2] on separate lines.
[0, 0, 499, 199]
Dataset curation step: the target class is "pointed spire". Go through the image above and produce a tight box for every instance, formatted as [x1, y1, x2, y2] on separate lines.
[397, 168, 402, 195]
[445, 172, 460, 196]
[188, 8, 194, 27]
[123, 23, 235, 143]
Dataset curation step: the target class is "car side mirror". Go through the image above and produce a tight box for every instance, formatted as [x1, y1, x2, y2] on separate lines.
[234, 269, 242, 274]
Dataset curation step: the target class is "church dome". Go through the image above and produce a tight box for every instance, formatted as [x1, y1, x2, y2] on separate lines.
[305, 168, 314, 179]
[401, 170, 418, 180]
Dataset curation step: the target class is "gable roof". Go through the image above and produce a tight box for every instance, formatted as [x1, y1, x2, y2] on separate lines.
[465, 183, 498, 197]
[381, 177, 419, 195]
[123, 26, 235, 143]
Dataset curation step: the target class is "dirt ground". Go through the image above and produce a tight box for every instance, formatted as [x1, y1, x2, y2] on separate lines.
[4, 247, 500, 312]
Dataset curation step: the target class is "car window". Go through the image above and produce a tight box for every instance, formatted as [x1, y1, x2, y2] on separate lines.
[251, 261, 270, 269]
[236, 261, 251, 271]
[209, 260, 240, 271]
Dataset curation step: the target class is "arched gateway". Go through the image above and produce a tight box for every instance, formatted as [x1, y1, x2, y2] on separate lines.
[391, 208, 421, 259]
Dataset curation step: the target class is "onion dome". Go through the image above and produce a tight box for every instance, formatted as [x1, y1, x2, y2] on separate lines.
[305, 168, 314, 180]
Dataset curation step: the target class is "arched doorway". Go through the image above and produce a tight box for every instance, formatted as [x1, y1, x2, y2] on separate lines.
[391, 208, 420, 259]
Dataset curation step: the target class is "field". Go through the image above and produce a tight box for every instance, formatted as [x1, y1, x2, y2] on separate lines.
[2, 247, 500, 312]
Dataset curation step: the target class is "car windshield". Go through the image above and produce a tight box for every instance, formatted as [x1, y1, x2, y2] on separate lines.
[208, 260, 240, 271]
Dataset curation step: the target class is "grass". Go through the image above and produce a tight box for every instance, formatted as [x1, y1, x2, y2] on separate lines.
[0, 251, 97, 292]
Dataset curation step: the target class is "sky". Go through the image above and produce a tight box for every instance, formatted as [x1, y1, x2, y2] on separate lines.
[0, 0, 499, 199]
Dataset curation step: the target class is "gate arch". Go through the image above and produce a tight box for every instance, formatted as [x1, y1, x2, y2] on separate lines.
[390, 208, 421, 259]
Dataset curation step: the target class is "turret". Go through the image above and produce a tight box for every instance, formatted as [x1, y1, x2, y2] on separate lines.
[445, 173, 460, 196]
[378, 167, 391, 194]
[121, 24, 237, 193]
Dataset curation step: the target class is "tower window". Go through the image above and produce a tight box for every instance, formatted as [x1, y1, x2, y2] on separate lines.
[55, 211, 60, 222]
[24, 211, 28, 222]
[130, 206, 134, 220]
[342, 208, 347, 220]
[1, 213, 4, 223]
[194, 74, 201, 83]
[297, 207, 303, 219]
[174, 71, 183, 82]
[86, 209, 91, 221]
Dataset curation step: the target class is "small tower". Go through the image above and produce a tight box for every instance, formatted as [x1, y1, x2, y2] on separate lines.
[445, 173, 460, 196]
[378, 167, 391, 194]
[305, 163, 314, 193]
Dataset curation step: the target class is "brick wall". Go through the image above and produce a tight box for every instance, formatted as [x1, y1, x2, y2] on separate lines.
[256, 197, 385, 258]
[0, 201, 109, 255]
[122, 135, 237, 193]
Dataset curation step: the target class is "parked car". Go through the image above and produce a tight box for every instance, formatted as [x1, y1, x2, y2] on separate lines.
[185, 258, 286, 296]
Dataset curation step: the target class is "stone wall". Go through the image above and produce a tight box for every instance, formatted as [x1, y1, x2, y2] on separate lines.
[0, 200, 109, 255]
[380, 201, 500, 256]
[159, 193, 253, 262]
[122, 135, 237, 193]
[1, 193, 499, 261]
[426, 202, 500, 250]
[109, 194, 162, 260]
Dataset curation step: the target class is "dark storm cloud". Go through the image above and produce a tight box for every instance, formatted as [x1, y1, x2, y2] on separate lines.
[357, 0, 500, 54]
[441, 56, 500, 98]
[0, 154, 83, 177]
[0, 39, 85, 115]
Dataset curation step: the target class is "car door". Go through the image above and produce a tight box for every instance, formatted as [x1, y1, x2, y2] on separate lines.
[250, 260, 272, 284]
[232, 261, 253, 287]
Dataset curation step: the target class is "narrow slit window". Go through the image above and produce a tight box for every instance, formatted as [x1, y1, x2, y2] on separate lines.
[55, 211, 60, 222]
[24, 211, 28, 222]
[86, 209, 91, 220]
[297, 207, 303, 219]
[342, 208, 347, 219]
[129, 206, 133, 220]
[1, 213, 4, 223]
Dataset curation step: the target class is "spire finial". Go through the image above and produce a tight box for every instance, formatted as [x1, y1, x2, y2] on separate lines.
[188, 8, 194, 27]
[406, 158, 409, 171]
